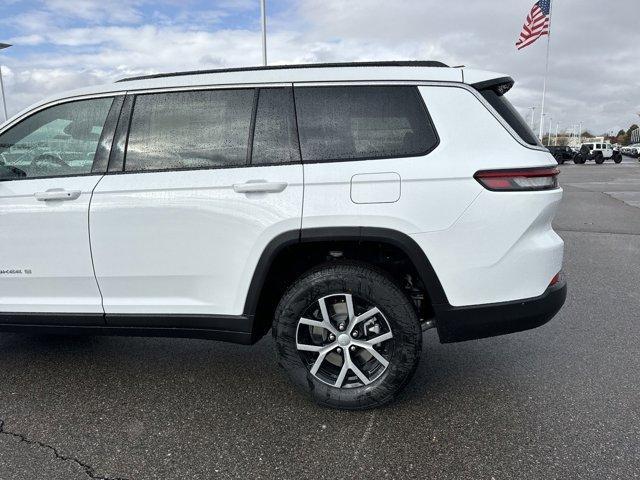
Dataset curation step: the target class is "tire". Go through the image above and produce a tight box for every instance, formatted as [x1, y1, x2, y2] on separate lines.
[614, 153, 622, 164]
[573, 154, 584, 164]
[273, 262, 422, 410]
[555, 155, 564, 165]
[594, 153, 604, 164]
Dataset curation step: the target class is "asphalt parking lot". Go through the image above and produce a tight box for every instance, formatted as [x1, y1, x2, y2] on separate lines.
[1, 158, 639, 480]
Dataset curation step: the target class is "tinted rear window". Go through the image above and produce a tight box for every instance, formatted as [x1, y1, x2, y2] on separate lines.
[125, 89, 254, 172]
[294, 86, 438, 162]
[479, 88, 539, 146]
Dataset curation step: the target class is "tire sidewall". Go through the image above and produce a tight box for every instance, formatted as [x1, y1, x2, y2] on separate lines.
[272, 263, 422, 409]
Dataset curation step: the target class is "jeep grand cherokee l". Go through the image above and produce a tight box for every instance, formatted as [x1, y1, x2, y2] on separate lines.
[0, 61, 566, 409]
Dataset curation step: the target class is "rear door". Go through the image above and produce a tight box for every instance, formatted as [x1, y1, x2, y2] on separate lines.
[90, 86, 303, 323]
[0, 96, 119, 320]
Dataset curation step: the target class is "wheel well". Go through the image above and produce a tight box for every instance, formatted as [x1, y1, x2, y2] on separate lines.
[250, 239, 437, 341]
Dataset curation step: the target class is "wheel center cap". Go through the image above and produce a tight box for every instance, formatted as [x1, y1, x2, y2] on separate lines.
[338, 334, 350, 346]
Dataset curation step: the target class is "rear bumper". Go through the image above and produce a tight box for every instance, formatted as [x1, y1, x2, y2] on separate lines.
[434, 279, 567, 343]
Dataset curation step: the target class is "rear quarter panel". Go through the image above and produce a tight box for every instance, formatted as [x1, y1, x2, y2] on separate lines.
[301, 84, 563, 307]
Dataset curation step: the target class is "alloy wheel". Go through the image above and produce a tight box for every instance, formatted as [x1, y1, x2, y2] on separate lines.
[295, 293, 394, 388]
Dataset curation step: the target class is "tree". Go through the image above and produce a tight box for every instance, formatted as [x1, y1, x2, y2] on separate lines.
[621, 124, 639, 145]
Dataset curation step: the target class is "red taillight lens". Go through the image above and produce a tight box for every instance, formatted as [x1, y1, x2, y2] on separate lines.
[475, 167, 560, 192]
[549, 272, 561, 286]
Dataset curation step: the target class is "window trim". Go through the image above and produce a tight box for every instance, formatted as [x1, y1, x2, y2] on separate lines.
[0, 95, 121, 183]
[246, 89, 260, 165]
[110, 94, 135, 173]
[92, 96, 125, 174]
[292, 84, 440, 165]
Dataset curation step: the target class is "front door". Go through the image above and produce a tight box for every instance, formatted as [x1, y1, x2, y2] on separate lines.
[0, 97, 115, 321]
[89, 87, 303, 324]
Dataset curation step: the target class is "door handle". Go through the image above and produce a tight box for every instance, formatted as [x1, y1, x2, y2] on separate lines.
[233, 181, 288, 194]
[34, 189, 82, 201]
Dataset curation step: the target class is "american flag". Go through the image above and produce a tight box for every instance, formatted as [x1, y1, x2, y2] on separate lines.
[516, 0, 551, 50]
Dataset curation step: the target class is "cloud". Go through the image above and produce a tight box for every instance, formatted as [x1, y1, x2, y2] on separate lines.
[0, 0, 638, 134]
[42, 0, 146, 24]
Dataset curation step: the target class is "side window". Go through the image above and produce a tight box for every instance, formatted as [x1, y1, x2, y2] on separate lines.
[251, 88, 300, 165]
[477, 87, 539, 146]
[294, 86, 438, 162]
[125, 89, 254, 172]
[0, 98, 113, 180]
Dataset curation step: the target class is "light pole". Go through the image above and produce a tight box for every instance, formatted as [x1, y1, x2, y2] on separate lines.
[555, 122, 559, 146]
[578, 121, 583, 144]
[0, 43, 11, 122]
[260, 0, 267, 66]
[528, 106, 537, 131]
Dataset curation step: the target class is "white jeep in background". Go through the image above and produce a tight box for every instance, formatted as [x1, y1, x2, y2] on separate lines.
[574, 142, 621, 164]
[0, 61, 566, 409]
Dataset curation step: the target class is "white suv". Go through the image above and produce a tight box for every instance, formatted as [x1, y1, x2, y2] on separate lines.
[0, 62, 566, 409]
[574, 142, 621, 164]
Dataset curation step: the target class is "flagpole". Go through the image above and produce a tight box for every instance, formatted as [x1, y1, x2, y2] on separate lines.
[538, 0, 553, 140]
[260, 0, 267, 66]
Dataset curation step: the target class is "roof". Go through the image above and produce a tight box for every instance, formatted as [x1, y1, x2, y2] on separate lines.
[117, 61, 451, 82]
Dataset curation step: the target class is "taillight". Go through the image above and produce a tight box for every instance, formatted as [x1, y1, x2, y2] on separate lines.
[549, 272, 561, 286]
[474, 167, 560, 192]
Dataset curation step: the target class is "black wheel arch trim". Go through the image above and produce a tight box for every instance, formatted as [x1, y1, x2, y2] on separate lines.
[242, 226, 450, 319]
[243, 227, 567, 345]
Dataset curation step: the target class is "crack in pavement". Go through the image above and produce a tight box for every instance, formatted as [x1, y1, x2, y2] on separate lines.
[555, 228, 640, 237]
[0, 418, 130, 480]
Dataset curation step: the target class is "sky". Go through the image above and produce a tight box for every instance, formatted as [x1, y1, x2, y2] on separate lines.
[0, 0, 638, 135]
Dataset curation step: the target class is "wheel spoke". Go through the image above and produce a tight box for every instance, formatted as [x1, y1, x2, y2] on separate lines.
[344, 294, 355, 322]
[318, 297, 331, 322]
[366, 331, 393, 345]
[350, 361, 371, 386]
[334, 360, 349, 388]
[299, 317, 325, 329]
[296, 342, 326, 353]
[365, 346, 390, 368]
[310, 345, 334, 375]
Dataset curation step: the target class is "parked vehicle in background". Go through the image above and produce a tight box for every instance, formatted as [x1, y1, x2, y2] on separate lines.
[547, 145, 573, 164]
[0, 61, 566, 409]
[621, 144, 640, 158]
[573, 142, 620, 164]
[612, 146, 623, 163]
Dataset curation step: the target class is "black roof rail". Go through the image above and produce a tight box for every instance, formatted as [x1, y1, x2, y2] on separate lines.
[116, 60, 450, 83]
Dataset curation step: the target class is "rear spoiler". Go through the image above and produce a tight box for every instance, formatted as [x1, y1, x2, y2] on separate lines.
[471, 77, 515, 96]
